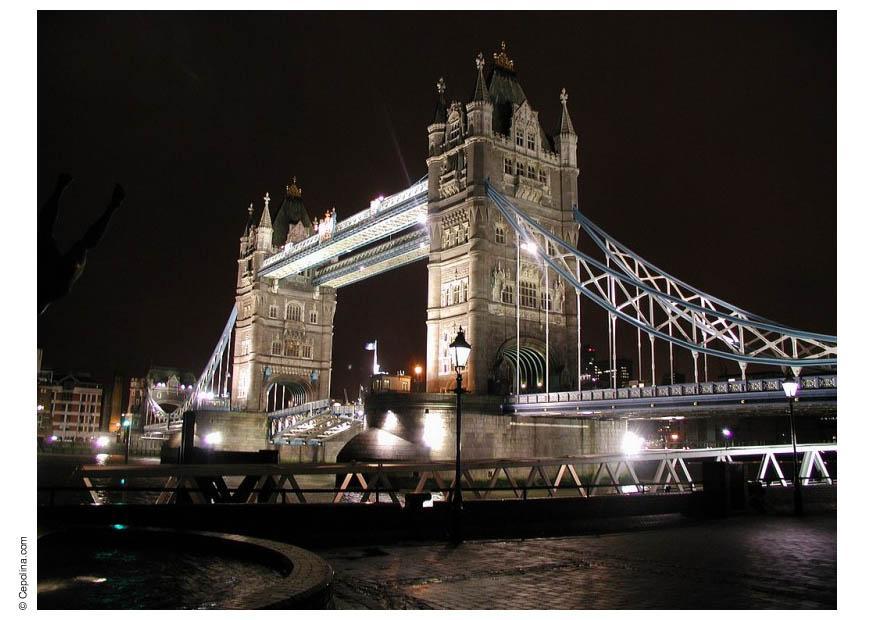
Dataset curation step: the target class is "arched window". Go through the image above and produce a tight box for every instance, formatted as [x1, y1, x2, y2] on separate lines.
[495, 226, 506, 244]
[286, 304, 302, 322]
[520, 282, 537, 309]
[269, 305, 278, 319]
[309, 309, 318, 324]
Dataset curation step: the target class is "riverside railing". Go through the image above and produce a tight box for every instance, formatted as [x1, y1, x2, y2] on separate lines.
[48, 443, 835, 507]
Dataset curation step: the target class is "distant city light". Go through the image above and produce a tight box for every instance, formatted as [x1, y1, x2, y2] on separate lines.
[37, 404, 44, 411]
[414, 365, 423, 376]
[670, 433, 679, 441]
[95, 436, 110, 448]
[722, 428, 732, 438]
[111, 524, 128, 531]
[49, 435, 58, 442]
[622, 431, 645, 455]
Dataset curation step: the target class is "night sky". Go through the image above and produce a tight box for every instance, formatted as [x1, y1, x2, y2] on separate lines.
[37, 11, 836, 395]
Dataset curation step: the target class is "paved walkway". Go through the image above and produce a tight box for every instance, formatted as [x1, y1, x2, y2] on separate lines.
[324, 514, 836, 609]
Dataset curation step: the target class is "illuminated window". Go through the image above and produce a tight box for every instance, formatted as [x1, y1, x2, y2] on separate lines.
[271, 341, 282, 355]
[520, 282, 537, 309]
[504, 158, 513, 174]
[269, 305, 278, 319]
[527, 133, 535, 150]
[501, 284, 514, 304]
[495, 226, 505, 244]
[449, 122, 461, 142]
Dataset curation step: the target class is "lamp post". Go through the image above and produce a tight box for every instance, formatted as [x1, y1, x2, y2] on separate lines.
[781, 374, 803, 516]
[122, 414, 132, 465]
[448, 327, 471, 537]
[414, 365, 423, 392]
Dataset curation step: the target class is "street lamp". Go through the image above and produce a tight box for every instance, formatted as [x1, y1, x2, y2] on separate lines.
[781, 374, 803, 516]
[414, 365, 423, 392]
[122, 415, 132, 464]
[448, 327, 471, 531]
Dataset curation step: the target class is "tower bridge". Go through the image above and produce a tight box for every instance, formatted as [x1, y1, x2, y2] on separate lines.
[144, 43, 836, 450]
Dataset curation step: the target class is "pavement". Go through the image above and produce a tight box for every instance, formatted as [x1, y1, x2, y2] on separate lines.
[323, 513, 836, 609]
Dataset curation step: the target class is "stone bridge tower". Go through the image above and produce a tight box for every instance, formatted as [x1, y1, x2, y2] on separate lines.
[425, 43, 580, 395]
[231, 180, 337, 412]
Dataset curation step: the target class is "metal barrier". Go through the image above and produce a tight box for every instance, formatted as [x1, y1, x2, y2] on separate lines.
[55, 443, 835, 507]
[510, 375, 837, 406]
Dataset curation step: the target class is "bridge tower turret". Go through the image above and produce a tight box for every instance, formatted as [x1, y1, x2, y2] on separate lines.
[230, 183, 337, 413]
[425, 42, 581, 396]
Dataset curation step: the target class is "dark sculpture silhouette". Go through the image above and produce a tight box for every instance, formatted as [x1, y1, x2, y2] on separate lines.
[38, 174, 125, 315]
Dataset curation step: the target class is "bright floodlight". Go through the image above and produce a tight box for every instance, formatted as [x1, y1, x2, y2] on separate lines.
[414, 365, 423, 376]
[782, 377, 800, 398]
[722, 428, 732, 438]
[622, 431, 645, 455]
[204, 432, 222, 446]
[449, 327, 471, 371]
[523, 240, 539, 255]
[95, 436, 111, 448]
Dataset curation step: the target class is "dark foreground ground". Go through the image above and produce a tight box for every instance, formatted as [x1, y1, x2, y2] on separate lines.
[324, 513, 836, 609]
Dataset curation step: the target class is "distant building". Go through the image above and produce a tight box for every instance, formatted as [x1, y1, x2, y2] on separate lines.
[39, 372, 104, 442]
[594, 358, 633, 388]
[101, 375, 147, 434]
[370, 372, 412, 394]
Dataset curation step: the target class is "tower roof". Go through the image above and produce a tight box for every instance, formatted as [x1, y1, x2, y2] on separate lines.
[484, 42, 554, 151]
[556, 88, 576, 135]
[242, 202, 255, 236]
[432, 77, 448, 124]
[271, 178, 312, 247]
[471, 53, 489, 102]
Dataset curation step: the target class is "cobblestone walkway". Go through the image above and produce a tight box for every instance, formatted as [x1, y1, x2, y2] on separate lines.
[324, 514, 836, 609]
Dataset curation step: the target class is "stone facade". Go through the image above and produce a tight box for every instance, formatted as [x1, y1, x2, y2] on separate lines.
[425, 45, 581, 396]
[231, 183, 337, 412]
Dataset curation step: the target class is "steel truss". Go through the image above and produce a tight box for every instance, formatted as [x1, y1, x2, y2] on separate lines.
[485, 183, 837, 376]
[74, 443, 835, 505]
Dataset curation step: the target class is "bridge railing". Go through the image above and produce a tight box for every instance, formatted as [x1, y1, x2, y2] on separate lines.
[55, 443, 835, 507]
[509, 374, 837, 405]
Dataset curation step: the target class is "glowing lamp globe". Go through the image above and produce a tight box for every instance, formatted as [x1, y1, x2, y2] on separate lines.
[782, 377, 800, 399]
[448, 327, 471, 371]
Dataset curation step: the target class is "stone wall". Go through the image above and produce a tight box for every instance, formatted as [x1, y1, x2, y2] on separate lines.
[192, 411, 270, 453]
[362, 392, 626, 462]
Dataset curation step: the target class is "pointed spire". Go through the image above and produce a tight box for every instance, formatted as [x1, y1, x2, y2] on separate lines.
[433, 77, 448, 124]
[258, 192, 272, 228]
[472, 52, 489, 102]
[558, 88, 576, 135]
